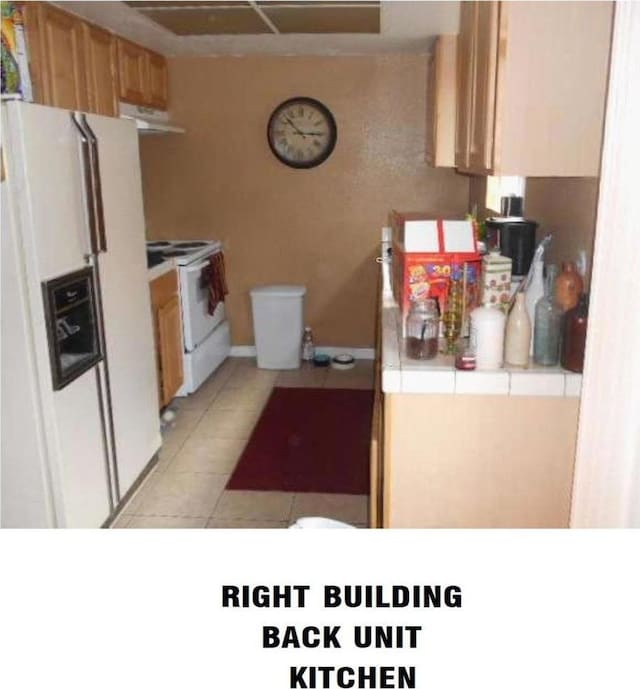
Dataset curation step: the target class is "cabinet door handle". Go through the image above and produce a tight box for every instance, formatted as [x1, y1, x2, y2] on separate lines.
[70, 113, 99, 255]
[81, 114, 107, 253]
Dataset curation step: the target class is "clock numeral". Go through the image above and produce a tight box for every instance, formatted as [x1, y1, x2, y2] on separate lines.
[313, 139, 322, 148]
[297, 106, 304, 117]
[314, 120, 323, 127]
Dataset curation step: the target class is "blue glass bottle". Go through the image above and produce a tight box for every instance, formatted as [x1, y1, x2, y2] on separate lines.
[533, 266, 562, 366]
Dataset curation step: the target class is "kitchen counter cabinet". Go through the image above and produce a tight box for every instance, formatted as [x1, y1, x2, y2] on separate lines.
[150, 269, 184, 408]
[456, 1, 613, 176]
[371, 238, 581, 528]
[426, 35, 457, 168]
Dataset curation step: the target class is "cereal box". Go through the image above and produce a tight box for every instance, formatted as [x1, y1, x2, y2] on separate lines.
[390, 212, 482, 334]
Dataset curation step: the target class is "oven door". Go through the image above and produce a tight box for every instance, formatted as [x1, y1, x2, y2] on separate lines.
[179, 256, 226, 352]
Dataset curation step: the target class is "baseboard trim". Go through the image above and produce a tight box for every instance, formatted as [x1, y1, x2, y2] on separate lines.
[230, 346, 375, 360]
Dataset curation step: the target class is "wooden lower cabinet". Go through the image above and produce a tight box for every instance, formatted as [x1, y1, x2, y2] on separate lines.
[374, 392, 579, 528]
[150, 270, 184, 408]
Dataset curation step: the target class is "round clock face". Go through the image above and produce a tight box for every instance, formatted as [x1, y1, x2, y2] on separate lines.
[267, 97, 337, 169]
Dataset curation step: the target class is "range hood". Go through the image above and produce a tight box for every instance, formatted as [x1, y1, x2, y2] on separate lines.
[119, 103, 185, 135]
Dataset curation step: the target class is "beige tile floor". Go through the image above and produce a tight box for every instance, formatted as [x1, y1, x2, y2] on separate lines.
[112, 357, 373, 529]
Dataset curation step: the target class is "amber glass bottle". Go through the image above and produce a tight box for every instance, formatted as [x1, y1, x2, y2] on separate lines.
[561, 294, 589, 372]
[555, 261, 584, 312]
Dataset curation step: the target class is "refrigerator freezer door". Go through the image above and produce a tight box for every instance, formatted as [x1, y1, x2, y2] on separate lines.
[5, 103, 91, 279]
[86, 113, 162, 498]
[2, 102, 111, 527]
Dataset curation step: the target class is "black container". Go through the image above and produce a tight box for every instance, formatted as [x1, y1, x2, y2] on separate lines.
[485, 218, 538, 276]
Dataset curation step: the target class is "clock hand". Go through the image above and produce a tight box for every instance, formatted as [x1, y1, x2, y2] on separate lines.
[285, 116, 307, 138]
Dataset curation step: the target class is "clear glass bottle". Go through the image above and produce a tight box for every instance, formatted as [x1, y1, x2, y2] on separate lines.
[442, 277, 464, 354]
[533, 269, 563, 366]
[301, 326, 315, 361]
[405, 299, 439, 360]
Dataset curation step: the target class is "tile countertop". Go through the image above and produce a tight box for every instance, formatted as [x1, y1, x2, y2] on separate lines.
[148, 258, 176, 282]
[379, 248, 582, 398]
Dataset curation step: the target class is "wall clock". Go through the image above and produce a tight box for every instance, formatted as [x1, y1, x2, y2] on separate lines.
[267, 97, 337, 169]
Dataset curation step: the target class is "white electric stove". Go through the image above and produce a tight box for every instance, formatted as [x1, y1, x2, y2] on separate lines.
[146, 239, 230, 395]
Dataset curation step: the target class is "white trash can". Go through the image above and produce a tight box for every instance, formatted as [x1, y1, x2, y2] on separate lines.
[250, 285, 306, 369]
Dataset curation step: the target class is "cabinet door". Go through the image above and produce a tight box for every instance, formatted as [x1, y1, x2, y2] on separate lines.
[157, 294, 184, 407]
[147, 51, 168, 109]
[117, 38, 148, 104]
[455, 1, 476, 170]
[36, 3, 88, 111]
[426, 35, 457, 168]
[84, 24, 118, 116]
[468, 1, 500, 173]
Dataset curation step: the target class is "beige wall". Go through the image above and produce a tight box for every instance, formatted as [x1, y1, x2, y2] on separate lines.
[468, 176, 600, 286]
[525, 178, 599, 286]
[139, 55, 469, 346]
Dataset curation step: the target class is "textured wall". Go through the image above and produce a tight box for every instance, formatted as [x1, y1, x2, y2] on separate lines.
[139, 55, 469, 346]
[468, 176, 600, 286]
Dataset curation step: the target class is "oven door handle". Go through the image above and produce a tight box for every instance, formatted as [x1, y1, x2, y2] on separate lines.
[81, 115, 107, 253]
[70, 113, 99, 255]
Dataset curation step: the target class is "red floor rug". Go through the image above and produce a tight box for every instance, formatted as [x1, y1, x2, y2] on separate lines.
[226, 387, 373, 495]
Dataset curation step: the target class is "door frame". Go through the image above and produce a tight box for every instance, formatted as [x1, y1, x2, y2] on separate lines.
[570, 1, 640, 528]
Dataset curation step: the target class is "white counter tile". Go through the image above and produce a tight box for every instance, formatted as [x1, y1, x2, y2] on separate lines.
[509, 371, 566, 397]
[564, 373, 583, 397]
[455, 370, 510, 395]
[401, 369, 455, 394]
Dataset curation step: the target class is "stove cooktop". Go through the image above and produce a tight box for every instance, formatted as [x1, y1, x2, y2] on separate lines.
[146, 239, 223, 266]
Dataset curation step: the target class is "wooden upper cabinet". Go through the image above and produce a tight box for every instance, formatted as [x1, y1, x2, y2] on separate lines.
[147, 51, 168, 109]
[33, 3, 88, 111]
[117, 39, 168, 109]
[117, 38, 148, 105]
[455, 2, 476, 170]
[456, 1, 613, 177]
[83, 24, 118, 117]
[468, 1, 499, 174]
[24, 3, 170, 115]
[426, 35, 457, 168]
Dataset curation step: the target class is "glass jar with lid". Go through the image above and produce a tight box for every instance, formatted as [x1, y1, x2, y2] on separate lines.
[405, 299, 439, 360]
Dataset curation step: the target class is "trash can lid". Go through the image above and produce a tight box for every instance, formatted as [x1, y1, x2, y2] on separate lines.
[250, 285, 306, 297]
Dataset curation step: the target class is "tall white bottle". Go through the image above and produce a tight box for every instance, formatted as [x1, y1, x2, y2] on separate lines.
[524, 259, 544, 354]
[504, 293, 531, 366]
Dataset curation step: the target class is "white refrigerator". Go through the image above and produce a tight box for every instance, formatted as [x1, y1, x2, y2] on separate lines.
[1, 101, 161, 528]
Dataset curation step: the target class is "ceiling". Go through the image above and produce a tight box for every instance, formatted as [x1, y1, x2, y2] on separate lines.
[123, 1, 381, 36]
[54, 1, 460, 56]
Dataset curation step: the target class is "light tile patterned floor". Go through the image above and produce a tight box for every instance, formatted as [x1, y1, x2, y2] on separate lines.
[112, 358, 373, 529]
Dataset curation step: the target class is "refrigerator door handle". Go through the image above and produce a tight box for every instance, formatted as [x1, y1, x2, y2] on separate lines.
[70, 113, 99, 255]
[81, 114, 107, 253]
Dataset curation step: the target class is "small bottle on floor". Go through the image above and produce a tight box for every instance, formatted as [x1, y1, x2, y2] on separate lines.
[302, 326, 315, 362]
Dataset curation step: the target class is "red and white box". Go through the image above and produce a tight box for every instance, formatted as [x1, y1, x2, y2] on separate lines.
[390, 211, 482, 333]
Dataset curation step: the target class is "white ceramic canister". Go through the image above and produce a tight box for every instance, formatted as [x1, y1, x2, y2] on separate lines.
[470, 304, 507, 370]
